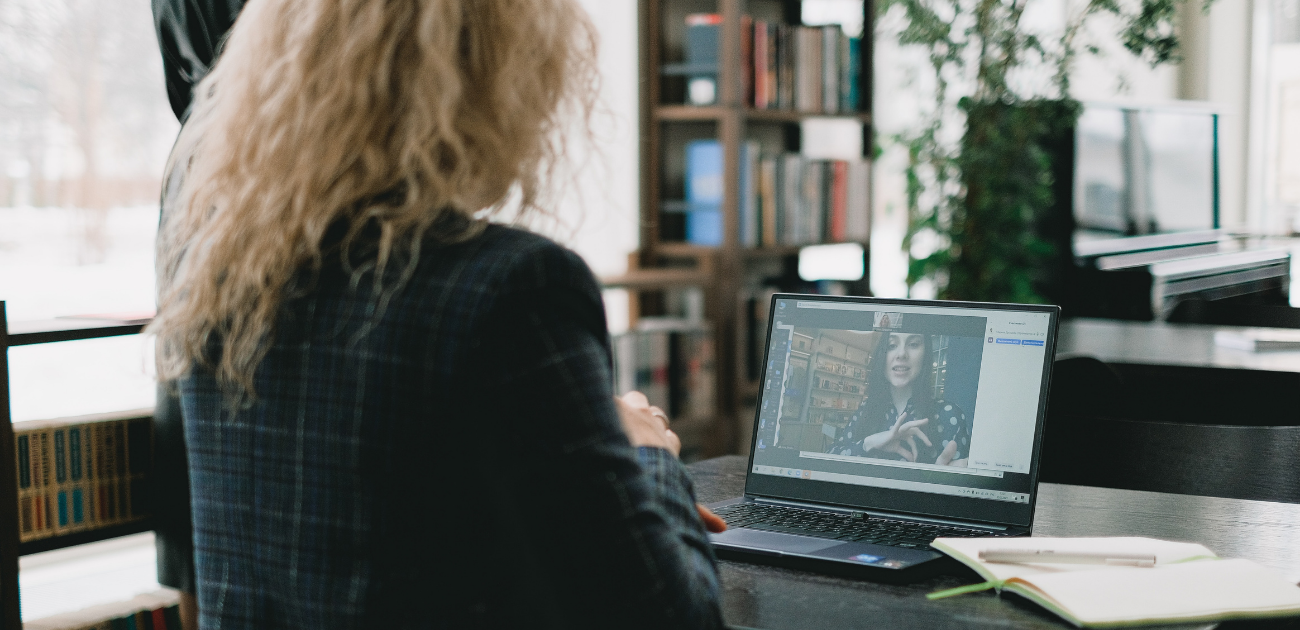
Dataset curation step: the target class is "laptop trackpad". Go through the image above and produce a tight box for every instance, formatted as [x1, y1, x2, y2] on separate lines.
[710, 528, 841, 554]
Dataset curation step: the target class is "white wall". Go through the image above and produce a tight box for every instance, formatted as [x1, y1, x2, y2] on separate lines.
[542, 0, 642, 279]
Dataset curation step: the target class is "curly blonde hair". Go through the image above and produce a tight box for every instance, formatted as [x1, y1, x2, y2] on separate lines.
[152, 0, 598, 397]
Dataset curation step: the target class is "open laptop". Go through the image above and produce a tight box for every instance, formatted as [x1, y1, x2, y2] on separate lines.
[708, 294, 1060, 582]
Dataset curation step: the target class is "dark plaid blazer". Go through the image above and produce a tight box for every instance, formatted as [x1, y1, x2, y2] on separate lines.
[177, 224, 722, 628]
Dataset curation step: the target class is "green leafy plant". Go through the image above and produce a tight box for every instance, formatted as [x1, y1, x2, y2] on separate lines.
[890, 0, 1207, 302]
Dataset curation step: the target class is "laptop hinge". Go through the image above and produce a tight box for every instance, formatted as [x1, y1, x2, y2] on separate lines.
[751, 496, 1007, 531]
[752, 497, 855, 515]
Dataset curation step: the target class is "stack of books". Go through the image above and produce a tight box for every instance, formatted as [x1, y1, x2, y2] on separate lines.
[612, 322, 715, 424]
[743, 20, 861, 114]
[740, 142, 870, 247]
[15, 412, 152, 543]
[681, 140, 870, 247]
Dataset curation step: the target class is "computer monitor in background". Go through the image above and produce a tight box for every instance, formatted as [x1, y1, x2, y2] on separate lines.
[1073, 103, 1219, 238]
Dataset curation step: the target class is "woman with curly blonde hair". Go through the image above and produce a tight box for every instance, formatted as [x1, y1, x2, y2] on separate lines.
[149, 1, 723, 627]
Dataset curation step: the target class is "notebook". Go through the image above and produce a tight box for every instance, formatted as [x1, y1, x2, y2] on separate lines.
[707, 294, 1060, 582]
[930, 537, 1300, 627]
[1213, 328, 1300, 352]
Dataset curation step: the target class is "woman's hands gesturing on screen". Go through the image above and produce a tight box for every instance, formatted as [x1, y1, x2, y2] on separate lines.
[860, 412, 932, 462]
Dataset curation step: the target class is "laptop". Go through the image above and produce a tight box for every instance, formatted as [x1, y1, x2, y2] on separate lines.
[708, 294, 1060, 582]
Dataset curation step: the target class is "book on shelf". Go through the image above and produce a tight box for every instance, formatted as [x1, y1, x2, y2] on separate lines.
[683, 13, 722, 105]
[685, 139, 724, 245]
[745, 20, 861, 114]
[740, 152, 869, 247]
[612, 321, 715, 423]
[14, 413, 152, 544]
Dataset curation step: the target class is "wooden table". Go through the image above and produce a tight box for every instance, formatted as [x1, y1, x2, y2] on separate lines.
[688, 456, 1300, 629]
[1058, 318, 1300, 373]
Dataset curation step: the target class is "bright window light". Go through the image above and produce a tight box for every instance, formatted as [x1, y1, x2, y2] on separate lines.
[799, 243, 864, 281]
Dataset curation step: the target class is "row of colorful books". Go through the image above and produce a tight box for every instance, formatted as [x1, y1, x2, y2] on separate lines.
[681, 140, 870, 247]
[612, 322, 715, 424]
[743, 20, 862, 114]
[740, 144, 871, 247]
[15, 412, 152, 543]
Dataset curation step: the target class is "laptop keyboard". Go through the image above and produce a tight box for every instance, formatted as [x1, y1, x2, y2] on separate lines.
[712, 503, 1011, 550]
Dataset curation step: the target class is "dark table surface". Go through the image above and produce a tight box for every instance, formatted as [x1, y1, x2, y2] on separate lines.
[688, 455, 1300, 630]
[1058, 318, 1300, 373]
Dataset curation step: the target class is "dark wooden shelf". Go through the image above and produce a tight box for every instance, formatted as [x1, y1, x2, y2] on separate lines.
[654, 243, 812, 259]
[654, 105, 731, 121]
[6, 318, 152, 347]
[744, 108, 872, 124]
[653, 105, 871, 124]
[741, 245, 804, 258]
[656, 242, 719, 257]
[600, 269, 712, 290]
[19, 518, 155, 556]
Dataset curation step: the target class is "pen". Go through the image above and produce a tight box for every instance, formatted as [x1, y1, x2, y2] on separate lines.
[978, 549, 1157, 567]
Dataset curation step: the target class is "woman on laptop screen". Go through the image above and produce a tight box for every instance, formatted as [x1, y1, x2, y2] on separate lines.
[828, 333, 971, 466]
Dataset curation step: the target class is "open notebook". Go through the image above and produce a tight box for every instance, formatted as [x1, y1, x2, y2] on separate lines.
[930, 537, 1300, 628]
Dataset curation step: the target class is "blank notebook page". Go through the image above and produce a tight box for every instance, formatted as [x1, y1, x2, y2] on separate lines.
[1022, 558, 1300, 625]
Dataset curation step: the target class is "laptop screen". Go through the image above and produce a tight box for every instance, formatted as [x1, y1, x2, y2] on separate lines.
[746, 295, 1058, 527]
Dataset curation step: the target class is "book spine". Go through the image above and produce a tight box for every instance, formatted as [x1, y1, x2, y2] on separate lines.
[740, 140, 759, 247]
[687, 329, 716, 421]
[794, 28, 810, 113]
[35, 430, 50, 538]
[69, 425, 86, 526]
[649, 331, 670, 412]
[808, 28, 823, 113]
[831, 160, 848, 242]
[803, 160, 824, 244]
[760, 156, 778, 247]
[782, 153, 802, 245]
[822, 26, 839, 115]
[684, 140, 724, 246]
[115, 420, 129, 521]
[103, 420, 118, 522]
[764, 22, 774, 107]
[848, 38, 861, 111]
[54, 428, 69, 532]
[753, 20, 767, 108]
[839, 31, 853, 113]
[846, 159, 871, 241]
[741, 15, 753, 108]
[86, 421, 99, 528]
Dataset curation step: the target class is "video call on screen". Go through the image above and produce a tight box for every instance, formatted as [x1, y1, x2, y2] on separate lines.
[750, 299, 1052, 504]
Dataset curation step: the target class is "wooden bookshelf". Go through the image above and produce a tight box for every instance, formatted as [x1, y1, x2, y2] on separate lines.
[638, 0, 874, 454]
[0, 302, 156, 627]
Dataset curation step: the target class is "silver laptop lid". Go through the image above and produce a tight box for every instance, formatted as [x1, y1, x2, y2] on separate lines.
[744, 294, 1061, 528]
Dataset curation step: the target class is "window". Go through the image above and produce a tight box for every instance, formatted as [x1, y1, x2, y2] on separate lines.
[1, 0, 175, 421]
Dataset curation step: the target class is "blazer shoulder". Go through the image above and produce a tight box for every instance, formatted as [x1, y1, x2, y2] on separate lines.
[471, 225, 600, 295]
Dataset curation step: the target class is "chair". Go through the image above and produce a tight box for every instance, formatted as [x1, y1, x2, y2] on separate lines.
[1041, 357, 1300, 504]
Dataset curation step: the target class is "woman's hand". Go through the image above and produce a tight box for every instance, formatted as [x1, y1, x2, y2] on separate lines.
[617, 393, 723, 533]
[934, 439, 970, 467]
[860, 412, 931, 462]
[615, 391, 680, 457]
[696, 504, 727, 533]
